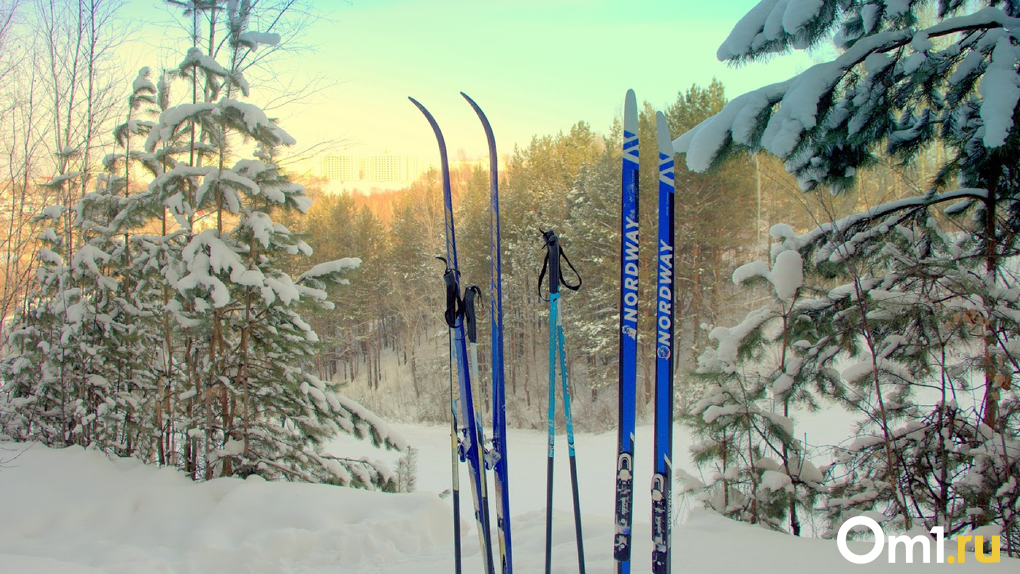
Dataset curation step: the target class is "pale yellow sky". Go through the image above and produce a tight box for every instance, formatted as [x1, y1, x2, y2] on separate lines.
[119, 0, 817, 174]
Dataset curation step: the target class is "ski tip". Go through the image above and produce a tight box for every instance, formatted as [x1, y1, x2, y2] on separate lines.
[460, 91, 480, 112]
[655, 112, 672, 157]
[461, 92, 491, 127]
[624, 90, 638, 132]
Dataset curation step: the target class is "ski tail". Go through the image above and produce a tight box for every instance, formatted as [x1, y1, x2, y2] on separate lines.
[411, 96, 495, 574]
[651, 111, 675, 574]
[614, 89, 640, 573]
[461, 92, 513, 574]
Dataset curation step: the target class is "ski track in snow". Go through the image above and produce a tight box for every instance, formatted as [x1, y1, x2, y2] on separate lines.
[1, 417, 1017, 573]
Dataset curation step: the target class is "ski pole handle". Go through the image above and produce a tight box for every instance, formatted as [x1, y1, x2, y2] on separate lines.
[542, 229, 561, 296]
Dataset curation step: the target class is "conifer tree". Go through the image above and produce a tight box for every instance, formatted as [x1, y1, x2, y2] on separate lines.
[1, 0, 404, 490]
[678, 0, 1020, 548]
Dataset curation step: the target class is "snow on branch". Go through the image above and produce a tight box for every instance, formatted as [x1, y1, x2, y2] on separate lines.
[718, 0, 836, 63]
[217, 99, 296, 146]
[238, 31, 281, 51]
[132, 67, 156, 96]
[776, 188, 988, 254]
[179, 47, 229, 77]
[678, 28, 912, 172]
[298, 258, 362, 284]
[679, 5, 1020, 183]
[145, 104, 216, 151]
[979, 36, 1020, 148]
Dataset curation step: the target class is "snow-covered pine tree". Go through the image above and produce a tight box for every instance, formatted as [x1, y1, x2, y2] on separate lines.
[684, 244, 828, 534]
[677, 0, 1020, 551]
[0, 134, 152, 454]
[566, 131, 621, 405]
[2, 0, 406, 491]
[0, 201, 78, 444]
[131, 0, 405, 486]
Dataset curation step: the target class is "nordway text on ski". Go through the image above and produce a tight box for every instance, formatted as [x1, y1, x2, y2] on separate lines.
[656, 240, 673, 356]
[621, 217, 639, 337]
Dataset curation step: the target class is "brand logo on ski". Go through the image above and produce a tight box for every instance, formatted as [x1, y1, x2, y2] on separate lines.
[656, 239, 674, 358]
[622, 216, 639, 339]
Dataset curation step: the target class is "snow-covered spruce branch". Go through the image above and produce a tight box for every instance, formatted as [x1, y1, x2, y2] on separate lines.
[678, 3, 1020, 190]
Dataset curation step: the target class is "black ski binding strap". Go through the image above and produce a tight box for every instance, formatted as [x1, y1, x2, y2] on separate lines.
[463, 285, 482, 344]
[437, 256, 462, 329]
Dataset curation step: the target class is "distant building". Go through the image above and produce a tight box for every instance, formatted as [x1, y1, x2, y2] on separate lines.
[321, 154, 359, 182]
[319, 153, 423, 187]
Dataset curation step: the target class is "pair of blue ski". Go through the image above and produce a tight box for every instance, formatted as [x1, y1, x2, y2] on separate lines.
[613, 91, 676, 574]
[410, 94, 512, 574]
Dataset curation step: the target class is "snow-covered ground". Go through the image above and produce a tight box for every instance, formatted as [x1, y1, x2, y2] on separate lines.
[1, 421, 1016, 573]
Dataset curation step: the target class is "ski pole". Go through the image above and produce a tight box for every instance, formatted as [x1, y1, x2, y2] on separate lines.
[462, 284, 496, 574]
[439, 257, 465, 574]
[540, 229, 584, 574]
[448, 329, 463, 574]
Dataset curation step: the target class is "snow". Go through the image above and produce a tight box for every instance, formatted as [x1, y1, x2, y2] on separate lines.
[842, 358, 876, 385]
[760, 469, 793, 492]
[884, 0, 910, 18]
[218, 99, 297, 146]
[298, 258, 362, 283]
[909, 32, 932, 53]
[132, 67, 155, 95]
[0, 443, 448, 574]
[3, 422, 1015, 573]
[771, 249, 803, 301]
[717, 0, 785, 62]
[179, 47, 229, 77]
[730, 250, 801, 301]
[674, 80, 791, 171]
[979, 36, 1020, 148]
[732, 260, 770, 285]
[773, 373, 795, 395]
[704, 307, 775, 370]
[862, 4, 881, 34]
[715, 0, 827, 62]
[146, 105, 216, 151]
[679, 29, 914, 172]
[239, 31, 281, 50]
[782, 0, 825, 36]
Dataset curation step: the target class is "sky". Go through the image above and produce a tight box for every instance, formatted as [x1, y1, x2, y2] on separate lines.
[121, 0, 818, 173]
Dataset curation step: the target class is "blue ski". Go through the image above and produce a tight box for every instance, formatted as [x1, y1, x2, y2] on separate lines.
[410, 96, 495, 574]
[650, 112, 675, 574]
[614, 89, 640, 574]
[461, 92, 513, 574]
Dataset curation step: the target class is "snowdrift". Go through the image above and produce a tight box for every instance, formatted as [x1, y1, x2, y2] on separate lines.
[1, 430, 1017, 573]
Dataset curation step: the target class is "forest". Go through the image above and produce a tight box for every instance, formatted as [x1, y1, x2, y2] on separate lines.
[0, 0, 1017, 555]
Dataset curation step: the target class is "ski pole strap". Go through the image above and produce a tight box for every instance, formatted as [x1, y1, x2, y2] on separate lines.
[438, 257, 461, 329]
[463, 285, 481, 344]
[538, 228, 581, 300]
